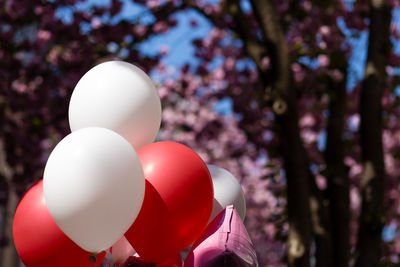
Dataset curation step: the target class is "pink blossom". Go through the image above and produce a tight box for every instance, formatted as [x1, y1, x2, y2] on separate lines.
[300, 113, 316, 128]
[264, 223, 277, 239]
[213, 68, 225, 80]
[134, 25, 147, 37]
[91, 17, 102, 29]
[224, 57, 236, 70]
[348, 114, 360, 131]
[11, 80, 28, 93]
[262, 57, 270, 68]
[153, 22, 168, 33]
[319, 25, 330, 35]
[292, 63, 305, 82]
[316, 174, 327, 190]
[37, 30, 52, 41]
[329, 69, 344, 81]
[318, 41, 327, 49]
[302, 1, 312, 12]
[146, 0, 159, 9]
[34, 6, 43, 15]
[350, 187, 361, 213]
[317, 54, 330, 67]
[349, 163, 362, 179]
[301, 129, 318, 144]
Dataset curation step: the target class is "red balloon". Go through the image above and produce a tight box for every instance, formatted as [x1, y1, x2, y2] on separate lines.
[125, 141, 213, 263]
[13, 180, 104, 267]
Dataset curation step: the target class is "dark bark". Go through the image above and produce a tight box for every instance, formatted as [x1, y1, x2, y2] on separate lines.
[355, 1, 391, 267]
[276, 105, 311, 267]
[187, 1, 335, 266]
[224, 0, 269, 84]
[325, 59, 349, 267]
[308, 166, 333, 267]
[248, 0, 291, 99]
[0, 185, 19, 267]
[249, 1, 312, 266]
[0, 140, 20, 267]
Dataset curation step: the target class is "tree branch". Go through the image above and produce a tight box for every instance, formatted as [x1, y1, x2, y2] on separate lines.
[182, 0, 268, 83]
[224, 0, 269, 84]
[355, 1, 391, 266]
[249, 0, 291, 100]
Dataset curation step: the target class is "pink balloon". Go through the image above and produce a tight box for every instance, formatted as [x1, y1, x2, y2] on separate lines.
[110, 236, 135, 264]
[184, 205, 258, 267]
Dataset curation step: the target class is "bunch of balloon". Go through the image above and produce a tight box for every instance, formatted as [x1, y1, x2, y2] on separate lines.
[12, 60, 256, 267]
[66, 61, 215, 264]
[13, 61, 159, 266]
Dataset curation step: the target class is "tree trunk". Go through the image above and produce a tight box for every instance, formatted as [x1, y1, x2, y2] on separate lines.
[0, 186, 19, 267]
[249, 1, 312, 266]
[275, 105, 312, 267]
[308, 166, 332, 267]
[0, 140, 20, 267]
[355, 1, 391, 266]
[325, 59, 349, 267]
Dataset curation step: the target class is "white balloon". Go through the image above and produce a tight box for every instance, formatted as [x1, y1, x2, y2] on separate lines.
[43, 127, 145, 253]
[68, 61, 162, 150]
[207, 165, 246, 222]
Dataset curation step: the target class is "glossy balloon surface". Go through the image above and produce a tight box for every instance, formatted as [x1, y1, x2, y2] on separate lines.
[69, 61, 161, 150]
[13, 180, 104, 267]
[44, 127, 145, 253]
[125, 141, 213, 263]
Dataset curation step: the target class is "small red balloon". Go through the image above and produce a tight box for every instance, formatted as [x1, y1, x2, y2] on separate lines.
[125, 141, 213, 263]
[13, 180, 104, 267]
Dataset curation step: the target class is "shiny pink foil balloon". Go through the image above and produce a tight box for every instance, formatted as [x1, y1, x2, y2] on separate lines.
[184, 205, 258, 267]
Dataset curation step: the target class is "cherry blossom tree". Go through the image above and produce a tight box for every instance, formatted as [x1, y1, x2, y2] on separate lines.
[1, 0, 400, 267]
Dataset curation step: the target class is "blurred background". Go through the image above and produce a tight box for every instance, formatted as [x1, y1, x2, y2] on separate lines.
[1, 0, 400, 266]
